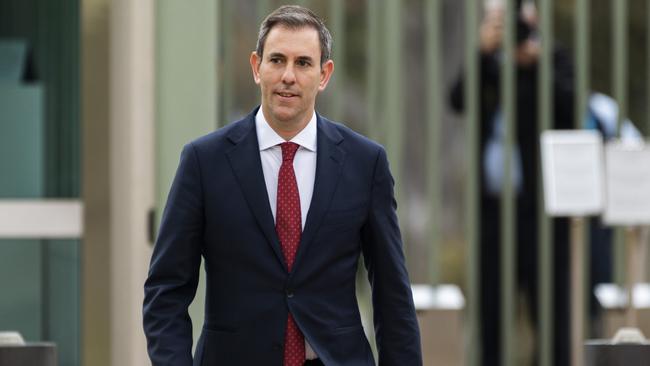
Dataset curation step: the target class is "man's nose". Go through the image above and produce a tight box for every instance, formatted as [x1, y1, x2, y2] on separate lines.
[281, 65, 296, 84]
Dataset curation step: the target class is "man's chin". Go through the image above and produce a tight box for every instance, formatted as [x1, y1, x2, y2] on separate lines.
[270, 108, 300, 123]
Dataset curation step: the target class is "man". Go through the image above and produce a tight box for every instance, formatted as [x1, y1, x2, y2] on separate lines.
[144, 5, 422, 366]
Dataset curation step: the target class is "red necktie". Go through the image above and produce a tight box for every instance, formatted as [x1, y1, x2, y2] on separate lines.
[276, 142, 305, 366]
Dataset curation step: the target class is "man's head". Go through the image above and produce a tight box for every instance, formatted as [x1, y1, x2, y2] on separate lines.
[250, 6, 334, 139]
[256, 5, 333, 67]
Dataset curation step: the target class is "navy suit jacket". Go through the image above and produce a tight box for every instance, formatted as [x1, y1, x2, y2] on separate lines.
[143, 108, 422, 366]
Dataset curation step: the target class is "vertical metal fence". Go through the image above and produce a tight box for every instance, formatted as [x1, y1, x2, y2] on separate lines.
[537, 0, 554, 364]
[463, 2, 481, 366]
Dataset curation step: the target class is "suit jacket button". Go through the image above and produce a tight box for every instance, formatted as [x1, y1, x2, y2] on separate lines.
[286, 289, 294, 298]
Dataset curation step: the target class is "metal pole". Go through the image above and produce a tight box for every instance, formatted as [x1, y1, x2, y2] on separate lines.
[366, 0, 381, 141]
[329, 0, 345, 122]
[501, 0, 517, 365]
[425, 0, 441, 286]
[625, 227, 642, 326]
[575, 0, 590, 128]
[613, 0, 628, 135]
[384, 0, 403, 203]
[613, 0, 628, 297]
[647, 0, 650, 135]
[215, 0, 221, 129]
[220, 0, 233, 126]
[257, 0, 270, 23]
[464, 0, 481, 364]
[537, 0, 554, 364]
[643, 227, 650, 282]
[575, 0, 592, 352]
[571, 217, 586, 366]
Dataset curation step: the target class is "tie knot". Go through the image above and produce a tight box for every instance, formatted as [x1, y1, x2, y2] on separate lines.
[280, 142, 300, 162]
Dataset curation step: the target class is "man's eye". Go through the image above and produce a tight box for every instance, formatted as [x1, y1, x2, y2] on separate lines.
[269, 58, 282, 64]
[297, 60, 311, 67]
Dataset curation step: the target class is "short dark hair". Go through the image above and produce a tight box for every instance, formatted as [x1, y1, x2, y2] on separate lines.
[255, 5, 333, 66]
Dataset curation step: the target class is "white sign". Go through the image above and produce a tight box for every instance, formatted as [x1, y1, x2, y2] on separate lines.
[541, 130, 604, 216]
[603, 141, 650, 225]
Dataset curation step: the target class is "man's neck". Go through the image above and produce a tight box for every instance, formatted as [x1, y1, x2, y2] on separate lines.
[262, 108, 314, 141]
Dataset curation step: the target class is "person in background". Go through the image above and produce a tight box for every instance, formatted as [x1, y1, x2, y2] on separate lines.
[450, 1, 573, 365]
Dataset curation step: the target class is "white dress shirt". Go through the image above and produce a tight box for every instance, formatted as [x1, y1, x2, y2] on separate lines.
[255, 108, 319, 360]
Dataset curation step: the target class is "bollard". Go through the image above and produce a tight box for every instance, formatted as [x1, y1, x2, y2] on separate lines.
[585, 328, 650, 366]
[0, 343, 57, 366]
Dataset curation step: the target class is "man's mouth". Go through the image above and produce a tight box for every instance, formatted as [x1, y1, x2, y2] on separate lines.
[276, 91, 298, 98]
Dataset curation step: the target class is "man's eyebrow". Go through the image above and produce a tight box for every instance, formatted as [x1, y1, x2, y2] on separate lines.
[296, 56, 314, 63]
[267, 52, 286, 59]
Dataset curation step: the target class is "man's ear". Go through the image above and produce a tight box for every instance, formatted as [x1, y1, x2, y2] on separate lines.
[250, 51, 261, 84]
[318, 59, 334, 91]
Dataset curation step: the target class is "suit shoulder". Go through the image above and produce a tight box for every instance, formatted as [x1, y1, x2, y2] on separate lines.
[187, 116, 252, 154]
[322, 118, 385, 155]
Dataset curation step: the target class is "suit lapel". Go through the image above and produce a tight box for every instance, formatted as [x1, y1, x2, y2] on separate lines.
[294, 115, 346, 270]
[225, 112, 286, 271]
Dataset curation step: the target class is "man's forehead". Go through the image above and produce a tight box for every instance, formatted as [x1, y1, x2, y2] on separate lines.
[264, 25, 320, 49]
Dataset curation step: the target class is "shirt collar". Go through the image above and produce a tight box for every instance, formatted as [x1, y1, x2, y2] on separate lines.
[255, 107, 317, 152]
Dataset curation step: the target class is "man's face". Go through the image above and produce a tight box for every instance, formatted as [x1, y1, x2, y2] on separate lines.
[250, 25, 334, 130]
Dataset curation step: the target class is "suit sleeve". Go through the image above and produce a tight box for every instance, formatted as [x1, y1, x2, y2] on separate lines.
[360, 148, 423, 366]
[143, 143, 204, 366]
